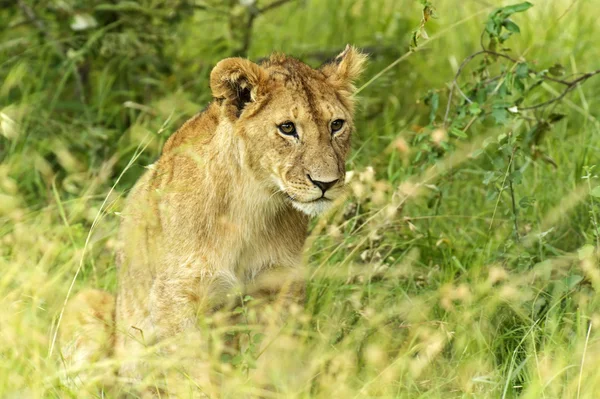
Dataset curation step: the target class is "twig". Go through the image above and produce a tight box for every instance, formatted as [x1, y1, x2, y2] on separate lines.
[443, 47, 600, 124]
[479, 30, 486, 52]
[519, 69, 600, 110]
[236, 7, 259, 58]
[443, 50, 486, 126]
[442, 49, 521, 126]
[233, 0, 297, 57]
[556, 0, 579, 24]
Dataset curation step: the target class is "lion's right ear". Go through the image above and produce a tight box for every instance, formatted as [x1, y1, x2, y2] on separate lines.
[210, 58, 268, 119]
[320, 45, 368, 94]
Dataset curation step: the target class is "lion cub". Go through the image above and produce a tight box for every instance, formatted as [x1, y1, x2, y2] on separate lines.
[60, 46, 366, 389]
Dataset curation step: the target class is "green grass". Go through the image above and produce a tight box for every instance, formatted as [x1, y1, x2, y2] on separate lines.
[1, 0, 600, 397]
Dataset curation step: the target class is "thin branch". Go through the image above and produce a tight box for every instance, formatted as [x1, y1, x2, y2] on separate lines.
[444, 50, 487, 126]
[542, 75, 571, 86]
[519, 69, 600, 110]
[444, 48, 600, 123]
[479, 29, 486, 52]
[236, 9, 258, 58]
[556, 0, 579, 24]
[233, 0, 297, 57]
[444, 49, 519, 125]
[481, 50, 576, 85]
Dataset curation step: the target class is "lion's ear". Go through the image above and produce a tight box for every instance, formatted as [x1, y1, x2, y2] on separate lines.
[320, 45, 368, 93]
[210, 58, 268, 118]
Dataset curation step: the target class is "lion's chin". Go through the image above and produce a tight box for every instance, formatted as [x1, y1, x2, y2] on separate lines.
[291, 198, 334, 216]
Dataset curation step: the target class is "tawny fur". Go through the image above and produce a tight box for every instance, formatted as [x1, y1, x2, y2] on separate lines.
[59, 46, 367, 390]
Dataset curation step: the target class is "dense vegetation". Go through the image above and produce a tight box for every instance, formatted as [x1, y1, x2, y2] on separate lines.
[1, 0, 600, 397]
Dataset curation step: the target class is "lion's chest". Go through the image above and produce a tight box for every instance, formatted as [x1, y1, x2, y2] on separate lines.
[210, 212, 305, 286]
[160, 188, 307, 291]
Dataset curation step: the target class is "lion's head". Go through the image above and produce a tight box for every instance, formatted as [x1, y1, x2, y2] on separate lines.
[209, 46, 367, 216]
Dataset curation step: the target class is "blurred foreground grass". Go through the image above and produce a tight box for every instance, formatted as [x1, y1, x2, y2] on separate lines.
[1, 0, 600, 397]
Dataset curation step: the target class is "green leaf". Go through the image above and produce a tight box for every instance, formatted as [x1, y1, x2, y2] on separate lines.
[549, 63, 566, 77]
[252, 333, 265, 344]
[220, 353, 232, 362]
[502, 19, 520, 33]
[513, 77, 525, 94]
[485, 20, 500, 37]
[497, 79, 509, 96]
[483, 171, 497, 185]
[499, 32, 513, 43]
[450, 126, 467, 138]
[516, 62, 529, 78]
[565, 274, 584, 290]
[578, 244, 595, 260]
[500, 2, 534, 16]
[491, 108, 509, 124]
[510, 170, 522, 184]
[591, 186, 600, 198]
[468, 102, 482, 115]
[410, 31, 419, 50]
[488, 37, 498, 52]
[231, 354, 243, 366]
[426, 92, 439, 123]
[519, 196, 535, 209]
[548, 113, 566, 123]
[471, 148, 484, 158]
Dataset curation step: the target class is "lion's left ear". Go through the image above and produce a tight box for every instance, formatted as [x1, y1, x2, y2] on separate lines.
[320, 45, 368, 92]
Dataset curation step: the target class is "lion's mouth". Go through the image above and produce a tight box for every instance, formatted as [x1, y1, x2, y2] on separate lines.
[305, 197, 331, 204]
[285, 193, 331, 204]
[285, 195, 334, 216]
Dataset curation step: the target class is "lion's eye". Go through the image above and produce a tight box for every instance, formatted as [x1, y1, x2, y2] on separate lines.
[331, 119, 345, 133]
[278, 122, 296, 136]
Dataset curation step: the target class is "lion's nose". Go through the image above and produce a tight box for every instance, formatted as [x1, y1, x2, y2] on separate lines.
[307, 175, 339, 194]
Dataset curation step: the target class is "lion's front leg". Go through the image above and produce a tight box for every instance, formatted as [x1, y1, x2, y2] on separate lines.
[222, 266, 306, 390]
[116, 268, 237, 395]
[150, 269, 239, 391]
[243, 265, 306, 331]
